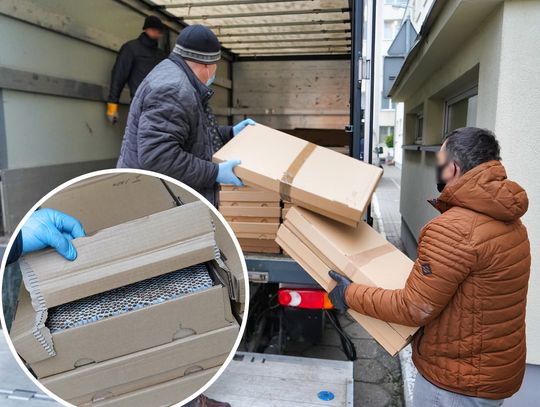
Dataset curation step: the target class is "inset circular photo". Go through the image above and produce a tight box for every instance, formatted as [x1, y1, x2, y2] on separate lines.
[1, 170, 248, 407]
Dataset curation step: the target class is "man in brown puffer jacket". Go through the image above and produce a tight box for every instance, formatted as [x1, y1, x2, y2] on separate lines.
[329, 127, 530, 406]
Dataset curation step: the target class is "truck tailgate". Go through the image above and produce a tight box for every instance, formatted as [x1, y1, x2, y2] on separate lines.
[205, 352, 353, 406]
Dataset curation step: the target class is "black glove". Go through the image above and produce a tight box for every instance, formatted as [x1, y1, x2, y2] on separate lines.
[328, 270, 352, 311]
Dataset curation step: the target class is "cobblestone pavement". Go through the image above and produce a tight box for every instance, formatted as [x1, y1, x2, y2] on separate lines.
[283, 164, 406, 407]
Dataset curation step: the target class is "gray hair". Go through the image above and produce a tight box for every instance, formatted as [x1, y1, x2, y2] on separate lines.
[443, 127, 501, 173]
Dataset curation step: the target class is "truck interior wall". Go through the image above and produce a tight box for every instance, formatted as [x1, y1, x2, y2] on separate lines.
[231, 60, 350, 146]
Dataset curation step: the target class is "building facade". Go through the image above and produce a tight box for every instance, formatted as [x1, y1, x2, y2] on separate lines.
[390, 0, 540, 404]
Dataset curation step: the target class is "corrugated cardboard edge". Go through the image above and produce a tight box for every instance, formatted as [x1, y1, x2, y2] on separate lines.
[19, 260, 56, 357]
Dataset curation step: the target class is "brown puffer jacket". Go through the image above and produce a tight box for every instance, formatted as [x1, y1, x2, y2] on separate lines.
[346, 160, 530, 399]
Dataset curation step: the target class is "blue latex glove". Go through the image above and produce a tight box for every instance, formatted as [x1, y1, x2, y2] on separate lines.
[233, 118, 256, 136]
[328, 270, 352, 311]
[217, 159, 244, 186]
[21, 208, 86, 260]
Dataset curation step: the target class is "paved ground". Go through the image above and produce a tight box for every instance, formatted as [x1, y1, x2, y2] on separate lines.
[278, 164, 407, 407]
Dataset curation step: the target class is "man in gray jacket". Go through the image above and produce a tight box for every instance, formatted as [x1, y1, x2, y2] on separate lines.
[117, 24, 254, 206]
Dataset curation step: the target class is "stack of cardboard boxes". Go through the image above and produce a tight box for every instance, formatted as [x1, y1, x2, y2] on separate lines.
[214, 124, 418, 355]
[219, 185, 282, 254]
[9, 174, 242, 407]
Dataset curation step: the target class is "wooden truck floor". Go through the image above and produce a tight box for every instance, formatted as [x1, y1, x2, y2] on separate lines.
[205, 352, 354, 407]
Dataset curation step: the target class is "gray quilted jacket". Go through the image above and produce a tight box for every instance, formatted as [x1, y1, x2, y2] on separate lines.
[117, 53, 233, 206]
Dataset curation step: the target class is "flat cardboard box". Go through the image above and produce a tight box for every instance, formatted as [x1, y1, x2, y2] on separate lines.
[220, 185, 261, 192]
[277, 206, 418, 355]
[219, 206, 281, 218]
[240, 246, 281, 254]
[19, 202, 218, 310]
[93, 367, 219, 407]
[219, 201, 280, 208]
[11, 283, 235, 377]
[42, 324, 238, 404]
[238, 238, 281, 249]
[213, 124, 383, 227]
[229, 222, 279, 235]
[219, 190, 280, 202]
[225, 216, 280, 223]
[276, 226, 409, 355]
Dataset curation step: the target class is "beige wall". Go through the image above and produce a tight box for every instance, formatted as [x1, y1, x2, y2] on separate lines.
[400, 4, 504, 237]
[491, 0, 540, 365]
[399, 1, 540, 364]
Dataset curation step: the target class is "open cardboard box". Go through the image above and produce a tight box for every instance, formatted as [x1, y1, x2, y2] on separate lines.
[10, 174, 243, 380]
[276, 207, 418, 355]
[42, 324, 238, 405]
[213, 124, 383, 227]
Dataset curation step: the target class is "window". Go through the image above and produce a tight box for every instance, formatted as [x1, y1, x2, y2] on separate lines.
[385, 0, 408, 6]
[384, 20, 400, 40]
[382, 95, 396, 110]
[415, 114, 424, 144]
[444, 87, 478, 133]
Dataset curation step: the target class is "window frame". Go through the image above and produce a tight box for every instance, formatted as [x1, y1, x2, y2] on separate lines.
[443, 85, 478, 134]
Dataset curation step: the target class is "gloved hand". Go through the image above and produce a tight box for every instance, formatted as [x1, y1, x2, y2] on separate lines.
[106, 102, 119, 124]
[217, 159, 243, 186]
[233, 118, 256, 136]
[21, 208, 86, 261]
[328, 270, 352, 311]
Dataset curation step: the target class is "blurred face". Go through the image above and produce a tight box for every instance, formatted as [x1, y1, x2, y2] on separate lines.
[204, 64, 218, 84]
[145, 28, 163, 41]
[436, 141, 461, 192]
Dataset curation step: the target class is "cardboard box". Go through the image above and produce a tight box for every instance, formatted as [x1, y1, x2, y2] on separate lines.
[276, 207, 418, 355]
[229, 222, 279, 235]
[219, 201, 280, 208]
[92, 367, 219, 407]
[42, 324, 238, 404]
[240, 246, 281, 254]
[19, 203, 218, 310]
[219, 206, 281, 218]
[238, 238, 281, 249]
[12, 283, 235, 377]
[225, 216, 280, 223]
[213, 124, 383, 227]
[219, 190, 280, 202]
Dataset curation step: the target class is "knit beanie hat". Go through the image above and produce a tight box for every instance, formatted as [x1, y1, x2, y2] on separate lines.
[143, 15, 164, 31]
[173, 24, 221, 64]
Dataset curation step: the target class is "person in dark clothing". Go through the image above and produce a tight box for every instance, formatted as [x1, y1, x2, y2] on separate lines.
[117, 24, 255, 207]
[106, 15, 167, 124]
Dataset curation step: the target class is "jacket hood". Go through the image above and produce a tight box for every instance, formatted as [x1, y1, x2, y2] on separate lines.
[435, 160, 528, 221]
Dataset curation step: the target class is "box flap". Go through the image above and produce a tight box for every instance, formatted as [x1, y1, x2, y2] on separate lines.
[213, 124, 383, 227]
[43, 173, 177, 234]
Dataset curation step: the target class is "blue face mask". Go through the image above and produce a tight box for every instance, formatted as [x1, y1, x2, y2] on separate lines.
[206, 74, 215, 87]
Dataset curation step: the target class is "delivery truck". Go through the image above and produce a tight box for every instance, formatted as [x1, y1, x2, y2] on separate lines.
[0, 0, 376, 405]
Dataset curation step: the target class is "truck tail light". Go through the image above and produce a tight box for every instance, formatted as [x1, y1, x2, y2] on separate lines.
[278, 288, 334, 310]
